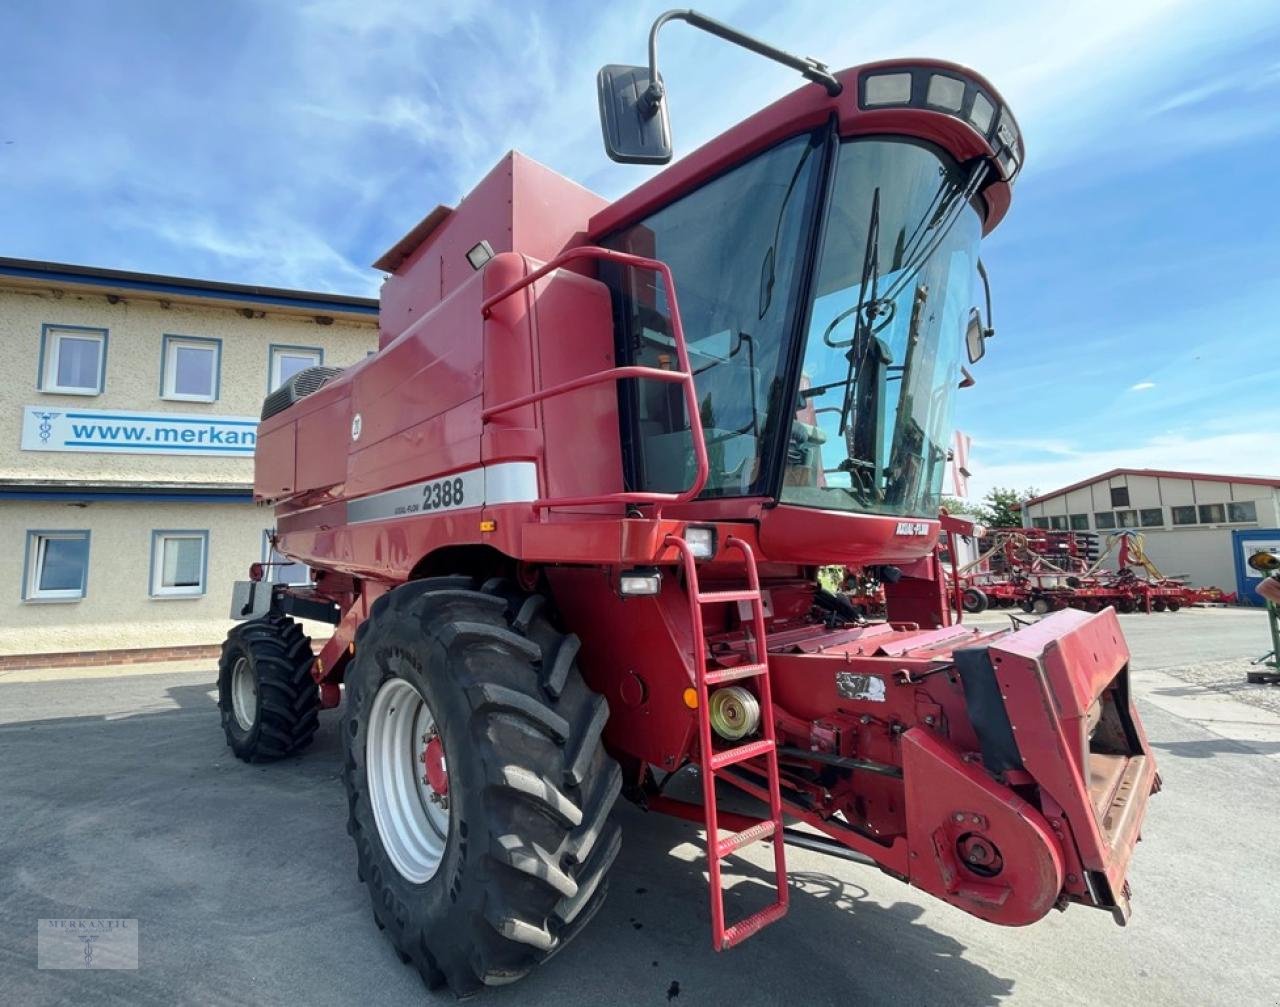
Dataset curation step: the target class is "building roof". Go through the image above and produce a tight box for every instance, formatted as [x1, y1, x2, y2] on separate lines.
[0, 256, 379, 320]
[1024, 468, 1280, 507]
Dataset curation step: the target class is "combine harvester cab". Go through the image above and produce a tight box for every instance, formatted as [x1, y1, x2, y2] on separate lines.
[216, 9, 1160, 994]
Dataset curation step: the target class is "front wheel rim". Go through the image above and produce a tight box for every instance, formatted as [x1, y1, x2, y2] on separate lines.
[231, 656, 257, 731]
[366, 677, 450, 883]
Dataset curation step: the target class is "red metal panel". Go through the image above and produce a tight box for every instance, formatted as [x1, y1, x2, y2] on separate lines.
[378, 152, 609, 349]
[545, 566, 698, 770]
[902, 727, 1064, 926]
[532, 269, 624, 510]
[294, 389, 350, 495]
[757, 504, 939, 566]
[987, 608, 1156, 896]
[346, 274, 486, 499]
[254, 421, 296, 499]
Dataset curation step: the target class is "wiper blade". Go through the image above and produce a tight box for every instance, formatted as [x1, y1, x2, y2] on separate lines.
[836, 187, 882, 439]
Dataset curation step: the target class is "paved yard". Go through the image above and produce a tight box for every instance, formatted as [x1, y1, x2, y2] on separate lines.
[1, 607, 1278, 1005]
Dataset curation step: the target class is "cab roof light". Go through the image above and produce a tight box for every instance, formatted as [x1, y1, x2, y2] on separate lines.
[863, 71, 913, 107]
[925, 73, 965, 112]
[858, 65, 1023, 184]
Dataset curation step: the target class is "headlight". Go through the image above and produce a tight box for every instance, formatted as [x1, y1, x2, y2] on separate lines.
[619, 568, 662, 596]
[684, 526, 717, 560]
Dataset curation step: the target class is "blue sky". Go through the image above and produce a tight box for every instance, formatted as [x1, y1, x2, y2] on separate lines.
[3, 0, 1278, 498]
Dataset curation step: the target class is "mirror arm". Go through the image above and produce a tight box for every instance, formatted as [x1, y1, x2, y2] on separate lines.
[976, 258, 996, 339]
[640, 8, 842, 117]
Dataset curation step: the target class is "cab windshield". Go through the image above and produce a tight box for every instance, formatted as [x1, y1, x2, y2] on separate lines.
[782, 138, 982, 516]
[600, 131, 982, 518]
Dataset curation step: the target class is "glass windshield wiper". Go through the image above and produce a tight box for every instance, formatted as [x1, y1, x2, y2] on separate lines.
[836, 187, 882, 440]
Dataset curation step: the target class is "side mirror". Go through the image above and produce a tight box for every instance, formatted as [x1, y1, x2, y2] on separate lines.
[597, 64, 673, 165]
[965, 308, 987, 364]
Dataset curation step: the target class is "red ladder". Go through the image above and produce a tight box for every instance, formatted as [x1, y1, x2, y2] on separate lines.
[667, 534, 788, 950]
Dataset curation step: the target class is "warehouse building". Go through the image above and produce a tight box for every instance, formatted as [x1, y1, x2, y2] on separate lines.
[1020, 468, 1280, 604]
[0, 258, 377, 663]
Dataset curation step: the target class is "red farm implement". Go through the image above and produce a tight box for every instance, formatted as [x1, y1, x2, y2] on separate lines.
[215, 11, 1158, 996]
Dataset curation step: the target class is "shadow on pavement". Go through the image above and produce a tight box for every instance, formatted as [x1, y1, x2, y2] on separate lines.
[0, 683, 1014, 1006]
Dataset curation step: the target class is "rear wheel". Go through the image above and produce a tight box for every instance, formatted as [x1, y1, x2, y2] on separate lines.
[1166, 598, 1181, 612]
[342, 576, 622, 995]
[217, 616, 319, 762]
[961, 587, 989, 614]
[1031, 597, 1051, 616]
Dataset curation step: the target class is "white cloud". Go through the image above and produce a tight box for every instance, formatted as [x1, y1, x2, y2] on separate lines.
[1129, 381, 1156, 391]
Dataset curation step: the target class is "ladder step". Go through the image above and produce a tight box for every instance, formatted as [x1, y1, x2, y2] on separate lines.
[710, 738, 775, 772]
[714, 820, 776, 859]
[705, 662, 768, 685]
[720, 901, 788, 950]
[697, 589, 759, 604]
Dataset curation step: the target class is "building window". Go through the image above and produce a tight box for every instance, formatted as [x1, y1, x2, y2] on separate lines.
[269, 345, 323, 391]
[161, 335, 221, 402]
[263, 531, 309, 584]
[1069, 514, 1090, 530]
[1171, 505, 1197, 525]
[1109, 486, 1129, 508]
[1198, 503, 1226, 525]
[1139, 507, 1164, 528]
[1228, 501, 1257, 523]
[1116, 509, 1139, 528]
[1049, 515, 1068, 530]
[39, 324, 107, 395]
[1031, 517, 1049, 529]
[1095, 512, 1117, 530]
[150, 531, 208, 598]
[24, 531, 90, 601]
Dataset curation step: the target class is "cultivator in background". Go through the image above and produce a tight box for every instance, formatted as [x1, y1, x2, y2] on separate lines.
[952, 529, 1220, 615]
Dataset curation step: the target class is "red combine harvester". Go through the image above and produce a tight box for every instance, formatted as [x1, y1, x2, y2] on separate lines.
[217, 12, 1158, 995]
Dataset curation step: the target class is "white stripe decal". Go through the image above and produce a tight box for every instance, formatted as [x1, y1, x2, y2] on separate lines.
[345, 462, 538, 525]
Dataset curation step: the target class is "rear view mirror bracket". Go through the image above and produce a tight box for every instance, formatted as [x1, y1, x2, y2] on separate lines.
[598, 8, 843, 165]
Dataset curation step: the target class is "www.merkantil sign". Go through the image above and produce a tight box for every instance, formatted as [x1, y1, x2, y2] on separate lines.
[21, 406, 258, 457]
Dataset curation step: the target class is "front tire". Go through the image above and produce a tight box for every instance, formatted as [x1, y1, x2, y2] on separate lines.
[342, 576, 622, 995]
[217, 615, 320, 762]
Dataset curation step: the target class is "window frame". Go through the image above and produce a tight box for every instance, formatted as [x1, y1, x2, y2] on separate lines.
[1198, 503, 1226, 525]
[1227, 501, 1257, 524]
[160, 334, 222, 403]
[261, 530, 310, 585]
[1049, 515, 1068, 530]
[1171, 505, 1197, 525]
[1139, 507, 1164, 528]
[1094, 511, 1117, 530]
[38, 324, 108, 396]
[1069, 513, 1090, 530]
[1116, 509, 1139, 528]
[149, 529, 210, 599]
[1031, 516, 1050, 529]
[268, 344, 324, 393]
[23, 530, 91, 602]
[1109, 486, 1130, 508]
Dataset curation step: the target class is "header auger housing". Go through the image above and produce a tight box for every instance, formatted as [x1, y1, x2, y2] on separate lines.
[217, 10, 1156, 996]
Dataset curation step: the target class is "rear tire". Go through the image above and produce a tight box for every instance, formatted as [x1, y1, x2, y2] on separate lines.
[962, 587, 989, 614]
[1031, 597, 1051, 616]
[341, 576, 622, 995]
[217, 615, 319, 762]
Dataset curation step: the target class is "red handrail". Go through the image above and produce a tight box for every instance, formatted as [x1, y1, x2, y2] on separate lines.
[480, 245, 710, 516]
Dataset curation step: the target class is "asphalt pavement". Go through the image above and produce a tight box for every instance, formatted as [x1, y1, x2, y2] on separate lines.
[1, 606, 1277, 1005]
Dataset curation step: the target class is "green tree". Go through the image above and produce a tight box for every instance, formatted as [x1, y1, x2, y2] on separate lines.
[982, 486, 1039, 528]
[939, 495, 985, 519]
